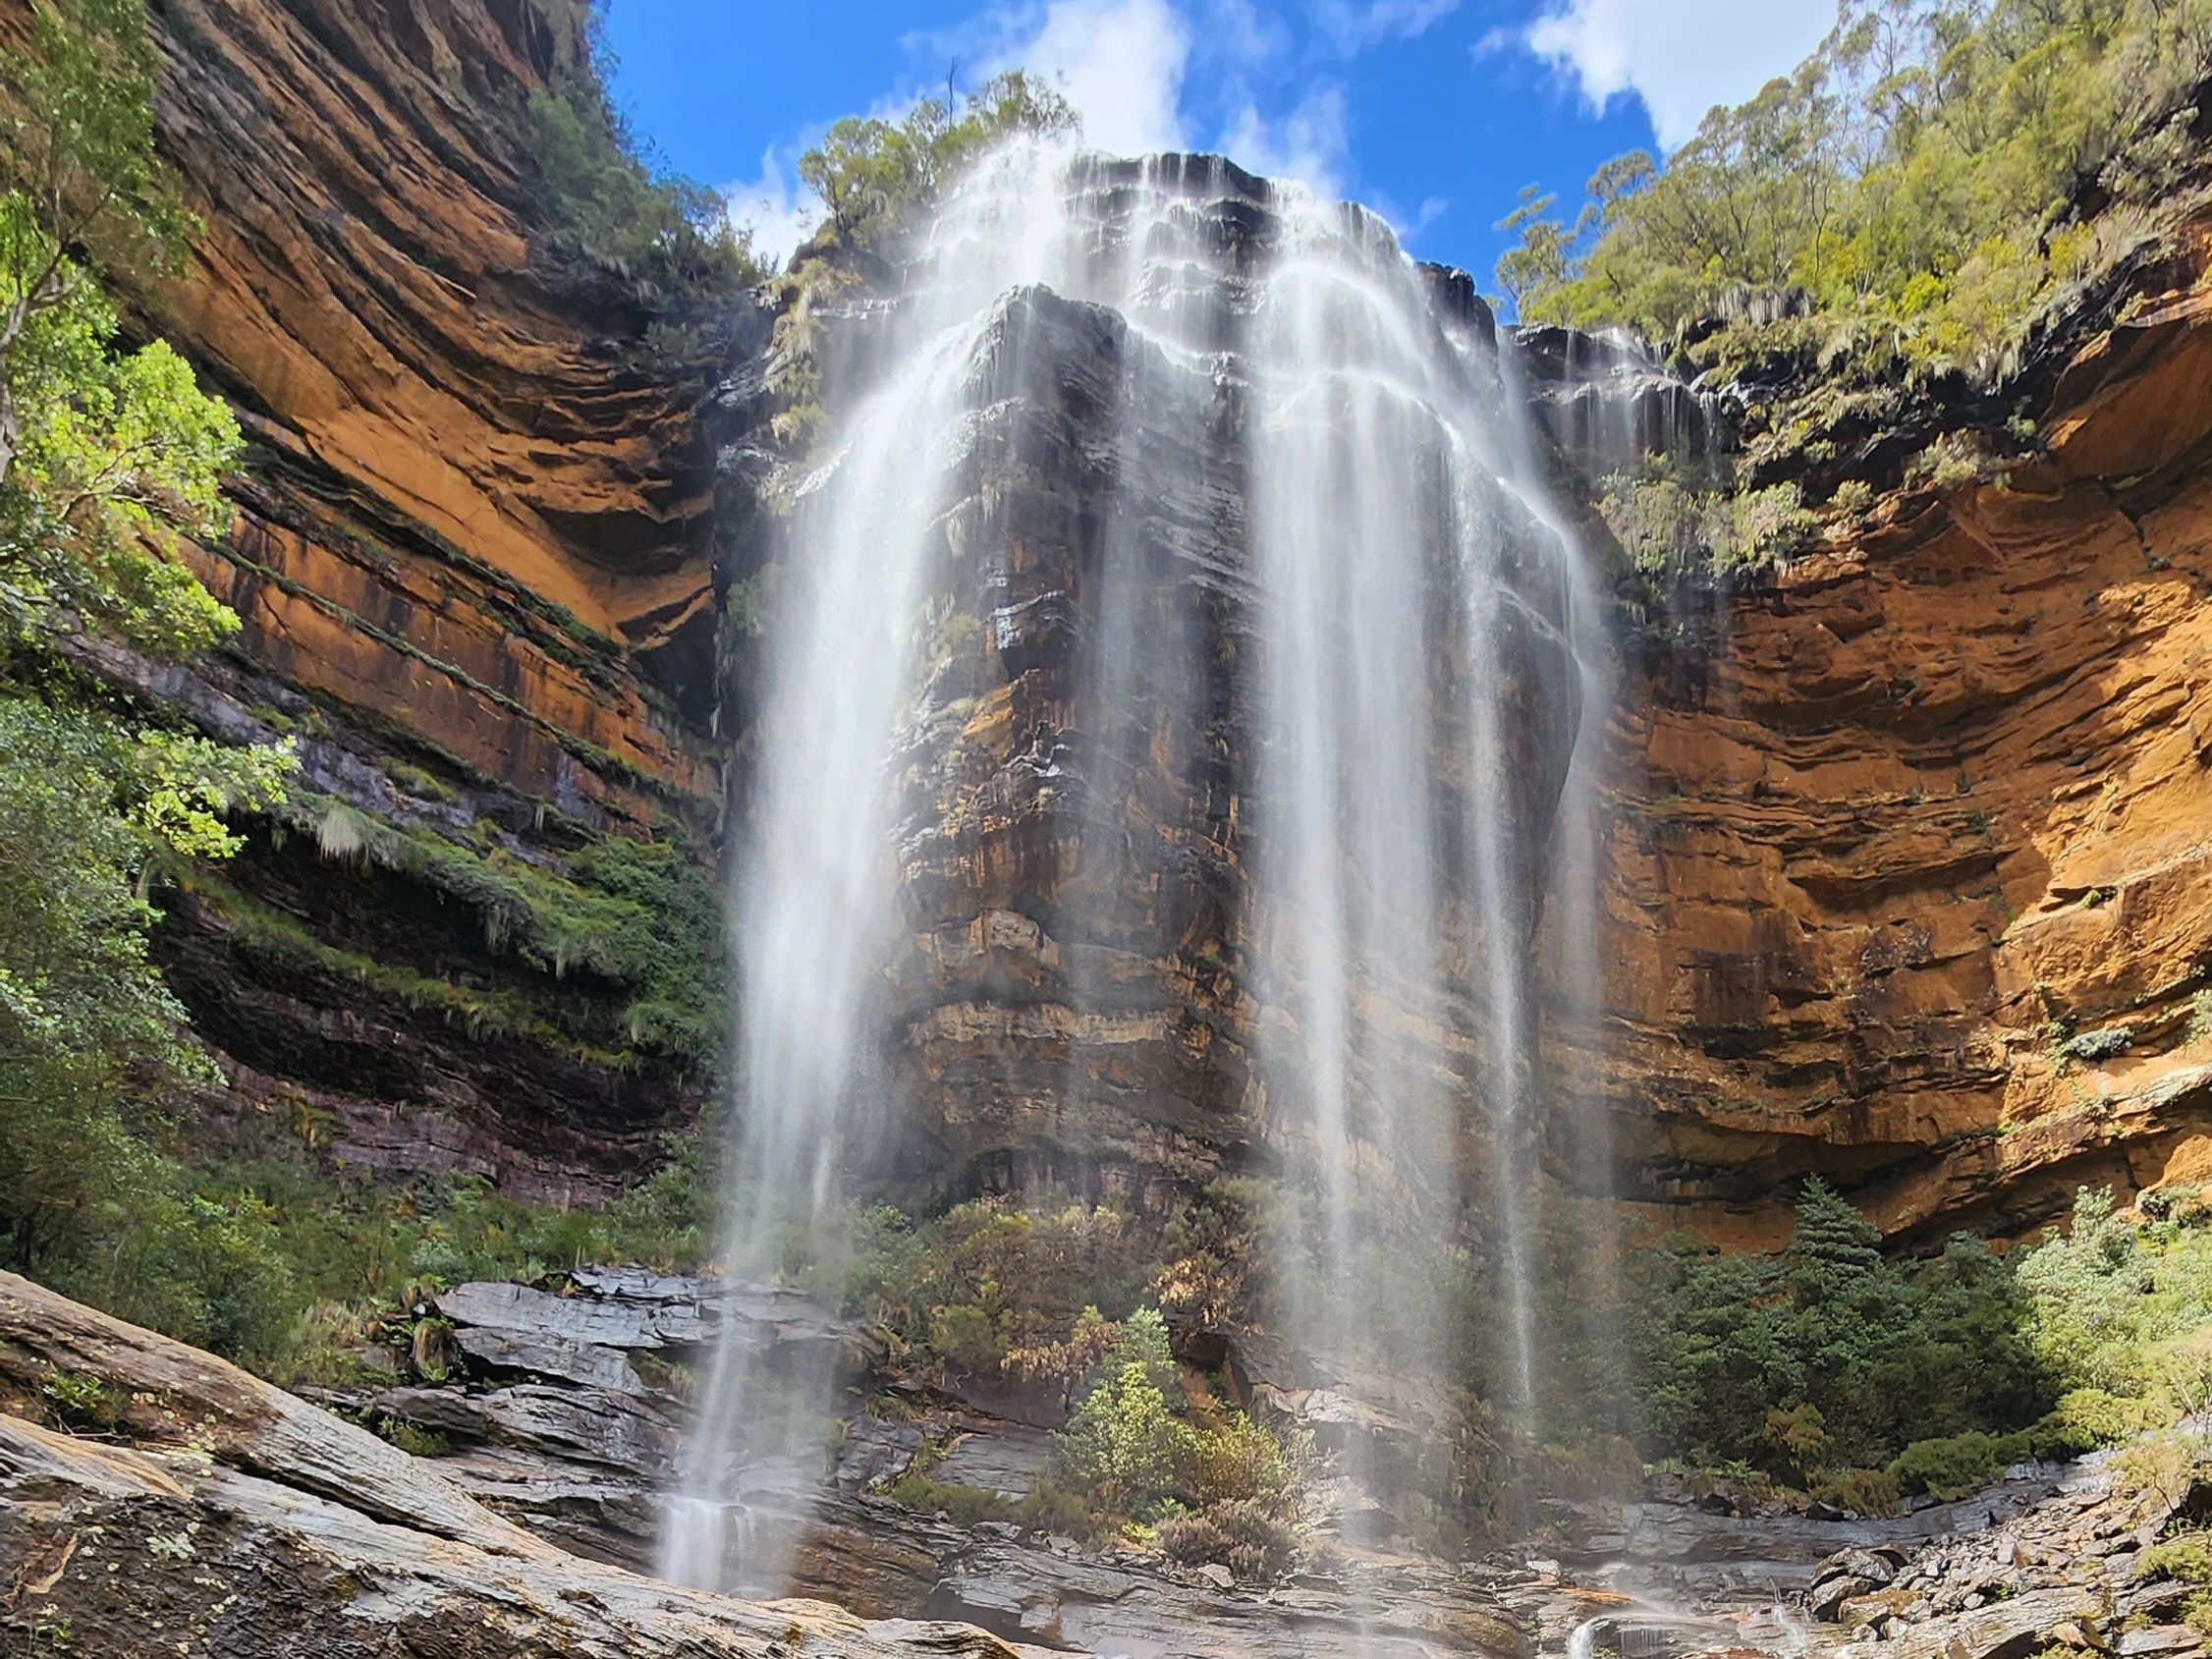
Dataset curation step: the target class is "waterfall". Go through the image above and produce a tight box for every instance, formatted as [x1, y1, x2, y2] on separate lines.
[667, 140, 1592, 1592]
[1246, 192, 1582, 1496]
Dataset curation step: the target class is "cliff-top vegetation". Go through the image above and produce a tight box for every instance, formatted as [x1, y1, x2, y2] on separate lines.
[515, 2, 769, 312]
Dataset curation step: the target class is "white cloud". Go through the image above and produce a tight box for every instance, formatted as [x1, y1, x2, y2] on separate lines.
[1522, 0, 1835, 149]
[1218, 82, 1348, 193]
[1364, 191, 1448, 245]
[724, 149, 812, 270]
[991, 0, 1192, 157]
[1192, 0, 1285, 66]
[1316, 0, 1460, 52]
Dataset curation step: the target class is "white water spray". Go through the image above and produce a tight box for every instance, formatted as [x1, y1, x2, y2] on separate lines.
[665, 141, 1593, 1591]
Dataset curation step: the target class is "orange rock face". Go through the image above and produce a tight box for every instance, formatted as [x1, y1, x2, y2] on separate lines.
[95, 0, 735, 1191]
[121, 0, 2212, 1242]
[146, 0, 722, 818]
[1577, 246, 2212, 1245]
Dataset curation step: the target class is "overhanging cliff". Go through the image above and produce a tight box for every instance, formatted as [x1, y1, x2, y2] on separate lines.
[124, 0, 744, 1196]
[1571, 217, 2212, 1246]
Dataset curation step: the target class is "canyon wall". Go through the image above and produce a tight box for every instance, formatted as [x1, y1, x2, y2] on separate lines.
[128, 0, 737, 1197]
[119, 0, 2212, 1244]
[1575, 219, 2212, 1245]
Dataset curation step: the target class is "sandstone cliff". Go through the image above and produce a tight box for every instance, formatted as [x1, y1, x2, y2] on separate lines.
[115, 0, 2212, 1247]
[1574, 216, 2212, 1246]
[120, 0, 743, 1194]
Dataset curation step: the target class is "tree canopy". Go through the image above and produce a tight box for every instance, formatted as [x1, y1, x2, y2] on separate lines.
[798, 70, 1080, 253]
[0, 0, 298, 1357]
[1500, 0, 2212, 377]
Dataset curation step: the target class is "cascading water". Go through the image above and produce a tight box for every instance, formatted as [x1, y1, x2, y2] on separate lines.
[666, 139, 1593, 1595]
[660, 150, 1091, 1592]
[1246, 195, 1584, 1516]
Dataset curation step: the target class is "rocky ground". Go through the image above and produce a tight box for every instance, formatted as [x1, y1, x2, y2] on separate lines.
[0, 1270, 1039, 1659]
[8, 1263, 2210, 1659]
[1802, 1445, 2211, 1659]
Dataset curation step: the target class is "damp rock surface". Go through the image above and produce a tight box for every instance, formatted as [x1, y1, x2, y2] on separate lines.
[0, 1271, 1064, 1659]
[0, 1271, 1550, 1659]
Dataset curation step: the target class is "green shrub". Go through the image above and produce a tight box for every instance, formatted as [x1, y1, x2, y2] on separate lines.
[2144, 1529, 2212, 1631]
[2018, 1187, 2212, 1407]
[1597, 468, 1817, 579]
[40, 1369, 113, 1428]
[1813, 1465, 1904, 1517]
[1188, 1410, 1299, 1509]
[1626, 1178, 2053, 1477]
[2045, 1386, 2155, 1450]
[879, 1471, 1008, 1526]
[1056, 1311, 1187, 1520]
[377, 1416, 451, 1459]
[844, 1193, 1145, 1389]
[1889, 1429, 2029, 1501]
[877, 1467, 1099, 1535]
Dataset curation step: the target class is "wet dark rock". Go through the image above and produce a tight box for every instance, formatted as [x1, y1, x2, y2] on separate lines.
[839, 1417, 927, 1494]
[933, 1422, 1056, 1496]
[2064, 1025, 2134, 1063]
[450, 1323, 646, 1393]
[372, 1381, 681, 1473]
[1510, 324, 1722, 477]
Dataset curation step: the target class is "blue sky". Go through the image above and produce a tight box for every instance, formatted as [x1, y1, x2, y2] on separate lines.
[600, 0, 1836, 289]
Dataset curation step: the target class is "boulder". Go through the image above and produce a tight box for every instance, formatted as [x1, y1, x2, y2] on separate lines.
[1839, 1587, 2105, 1659]
[1810, 1546, 1902, 1619]
[0, 1271, 1059, 1659]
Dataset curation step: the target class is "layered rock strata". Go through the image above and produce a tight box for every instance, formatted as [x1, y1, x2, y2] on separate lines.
[1565, 220, 2212, 1244]
[759, 165, 1586, 1225]
[117, 0, 744, 1186]
[148, 0, 727, 808]
[0, 1272, 1055, 1659]
[122, 0, 2212, 1251]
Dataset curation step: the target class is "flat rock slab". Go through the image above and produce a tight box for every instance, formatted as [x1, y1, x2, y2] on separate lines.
[436, 1281, 667, 1348]
[0, 1270, 1062, 1659]
[1837, 1587, 2106, 1659]
[451, 1323, 644, 1392]
[838, 1417, 924, 1493]
[373, 1381, 681, 1472]
[933, 1424, 1055, 1497]
[436, 1277, 864, 1358]
[2121, 1629, 2207, 1656]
